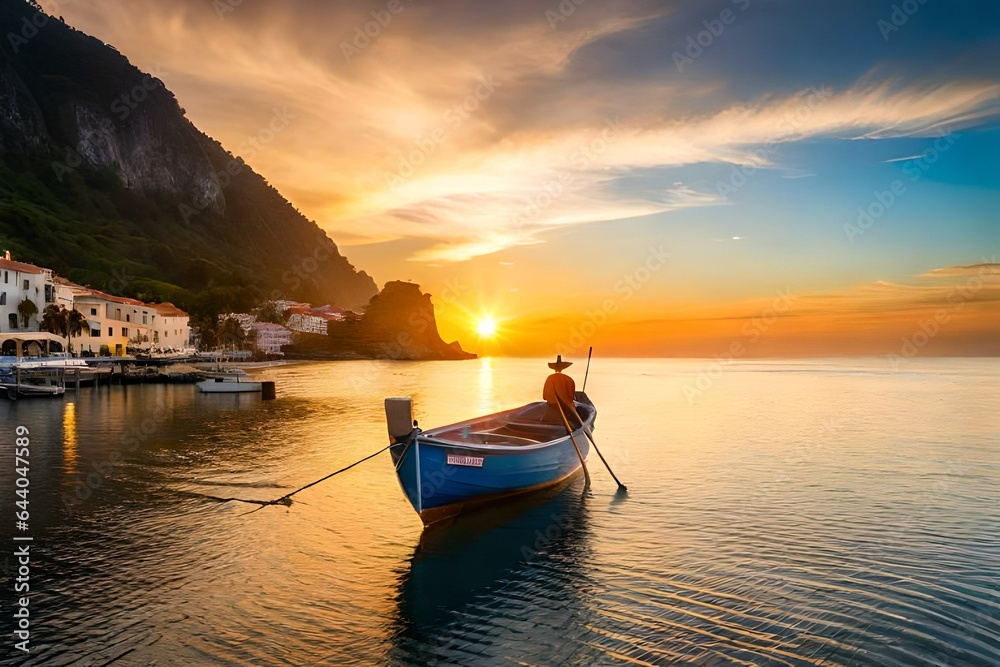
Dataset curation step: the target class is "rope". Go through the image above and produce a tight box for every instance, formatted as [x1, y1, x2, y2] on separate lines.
[189, 443, 396, 511]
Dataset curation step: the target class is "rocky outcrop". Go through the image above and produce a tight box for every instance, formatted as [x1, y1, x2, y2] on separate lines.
[285, 282, 477, 361]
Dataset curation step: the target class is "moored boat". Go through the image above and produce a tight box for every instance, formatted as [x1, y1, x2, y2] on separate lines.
[0, 369, 67, 399]
[196, 371, 262, 393]
[0, 380, 66, 399]
[384, 392, 596, 525]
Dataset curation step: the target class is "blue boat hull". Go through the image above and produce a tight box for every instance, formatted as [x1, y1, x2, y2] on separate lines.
[391, 399, 595, 525]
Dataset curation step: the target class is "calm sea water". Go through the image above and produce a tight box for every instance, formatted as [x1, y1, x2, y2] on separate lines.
[1, 358, 998, 666]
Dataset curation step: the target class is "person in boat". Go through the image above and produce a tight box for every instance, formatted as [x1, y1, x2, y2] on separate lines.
[543, 355, 581, 427]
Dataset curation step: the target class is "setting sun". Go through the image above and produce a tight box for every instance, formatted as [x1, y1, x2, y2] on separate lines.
[476, 317, 497, 338]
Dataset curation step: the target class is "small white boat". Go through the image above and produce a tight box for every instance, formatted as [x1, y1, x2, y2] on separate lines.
[196, 373, 262, 393]
[0, 376, 67, 399]
[1, 356, 90, 371]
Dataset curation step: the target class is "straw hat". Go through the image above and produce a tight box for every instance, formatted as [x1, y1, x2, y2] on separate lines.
[547, 355, 573, 371]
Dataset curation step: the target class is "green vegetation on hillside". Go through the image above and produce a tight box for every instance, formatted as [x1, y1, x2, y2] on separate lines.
[0, 0, 377, 321]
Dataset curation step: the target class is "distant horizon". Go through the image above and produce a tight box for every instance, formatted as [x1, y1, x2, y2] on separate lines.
[468, 354, 1000, 359]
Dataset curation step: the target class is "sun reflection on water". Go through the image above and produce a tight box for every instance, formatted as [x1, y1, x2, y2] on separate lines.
[478, 356, 494, 414]
[63, 400, 78, 472]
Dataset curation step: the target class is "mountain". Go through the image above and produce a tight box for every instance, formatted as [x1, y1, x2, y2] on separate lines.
[0, 0, 377, 317]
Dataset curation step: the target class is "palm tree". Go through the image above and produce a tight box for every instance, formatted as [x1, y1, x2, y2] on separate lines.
[17, 299, 38, 329]
[40, 304, 67, 335]
[65, 309, 86, 355]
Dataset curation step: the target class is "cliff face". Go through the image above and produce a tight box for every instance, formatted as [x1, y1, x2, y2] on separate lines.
[286, 282, 477, 361]
[0, 0, 377, 313]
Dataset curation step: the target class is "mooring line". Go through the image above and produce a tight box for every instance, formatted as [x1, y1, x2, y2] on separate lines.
[188, 443, 396, 512]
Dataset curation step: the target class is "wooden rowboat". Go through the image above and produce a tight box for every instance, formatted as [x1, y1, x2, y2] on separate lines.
[384, 392, 596, 525]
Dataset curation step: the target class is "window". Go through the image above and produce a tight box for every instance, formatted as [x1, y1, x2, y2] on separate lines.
[90, 327, 100, 338]
[115, 308, 121, 320]
[126, 314, 130, 322]
[8, 314, 17, 329]
[122, 328, 128, 337]
[23, 279, 29, 290]
[3, 271, 7, 283]
[90, 308, 97, 316]
[107, 328, 112, 337]
[0, 292, 5, 306]
[142, 314, 147, 324]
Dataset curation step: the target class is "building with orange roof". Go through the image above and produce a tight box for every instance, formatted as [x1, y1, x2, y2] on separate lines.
[72, 290, 190, 356]
[1, 251, 190, 356]
[153, 302, 191, 351]
[0, 252, 57, 333]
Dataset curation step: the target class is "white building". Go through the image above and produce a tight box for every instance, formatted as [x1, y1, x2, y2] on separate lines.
[286, 312, 342, 335]
[52, 276, 78, 311]
[251, 322, 292, 356]
[273, 300, 309, 313]
[153, 303, 191, 351]
[0, 253, 190, 357]
[218, 312, 256, 333]
[0, 254, 56, 333]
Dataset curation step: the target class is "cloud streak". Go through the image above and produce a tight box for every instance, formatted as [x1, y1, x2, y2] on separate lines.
[45, 0, 1000, 264]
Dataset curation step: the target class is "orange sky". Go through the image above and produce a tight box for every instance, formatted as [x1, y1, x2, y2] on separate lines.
[458, 263, 1000, 357]
[42, 1, 1000, 357]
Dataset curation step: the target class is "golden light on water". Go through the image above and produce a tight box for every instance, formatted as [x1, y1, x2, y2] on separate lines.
[63, 401, 78, 471]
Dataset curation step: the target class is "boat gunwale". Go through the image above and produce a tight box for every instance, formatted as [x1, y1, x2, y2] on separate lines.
[415, 401, 595, 453]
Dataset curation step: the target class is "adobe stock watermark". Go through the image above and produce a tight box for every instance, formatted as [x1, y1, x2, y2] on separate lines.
[61, 397, 172, 509]
[682, 289, 796, 404]
[51, 66, 171, 182]
[673, 0, 752, 73]
[555, 244, 670, 357]
[383, 277, 469, 360]
[545, 0, 588, 29]
[267, 237, 346, 302]
[180, 106, 296, 222]
[6, 0, 72, 53]
[843, 128, 957, 244]
[886, 261, 996, 369]
[715, 85, 832, 200]
[341, 0, 412, 62]
[383, 75, 500, 191]
[213, 0, 243, 20]
[509, 117, 625, 231]
[102, 265, 137, 297]
[877, 0, 933, 41]
[111, 65, 170, 121]
[340, 277, 469, 392]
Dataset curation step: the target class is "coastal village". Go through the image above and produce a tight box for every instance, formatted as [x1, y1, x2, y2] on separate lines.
[0, 250, 353, 361]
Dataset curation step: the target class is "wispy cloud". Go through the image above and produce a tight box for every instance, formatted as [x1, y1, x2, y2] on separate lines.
[48, 0, 1000, 264]
[340, 77, 998, 261]
[883, 154, 927, 163]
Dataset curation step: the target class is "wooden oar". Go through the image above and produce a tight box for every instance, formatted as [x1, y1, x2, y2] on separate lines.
[555, 400, 591, 490]
[583, 428, 627, 491]
[579, 348, 628, 491]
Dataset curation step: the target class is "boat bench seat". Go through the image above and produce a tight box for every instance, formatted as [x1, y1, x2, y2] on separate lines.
[468, 431, 540, 446]
[493, 422, 568, 441]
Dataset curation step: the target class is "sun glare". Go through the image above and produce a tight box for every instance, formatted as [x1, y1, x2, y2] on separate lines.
[476, 317, 497, 338]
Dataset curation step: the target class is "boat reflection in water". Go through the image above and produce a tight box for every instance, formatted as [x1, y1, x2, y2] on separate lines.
[390, 474, 594, 664]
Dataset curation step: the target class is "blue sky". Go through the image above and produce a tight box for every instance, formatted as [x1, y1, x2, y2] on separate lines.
[48, 0, 1000, 353]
